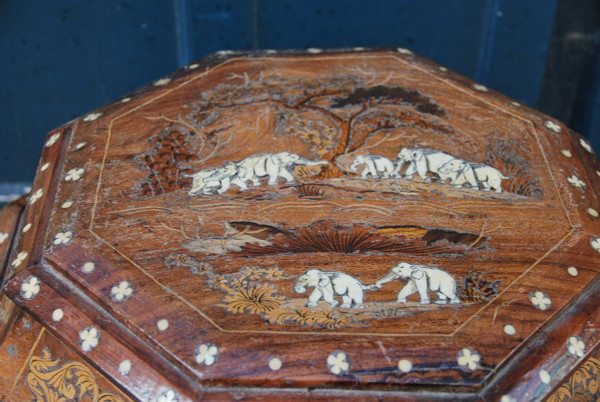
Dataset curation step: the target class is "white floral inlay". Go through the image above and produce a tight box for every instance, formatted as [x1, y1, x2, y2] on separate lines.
[45, 132, 61, 147]
[119, 359, 132, 375]
[539, 369, 551, 384]
[511, 101, 521, 107]
[0, 232, 8, 244]
[79, 327, 100, 351]
[269, 357, 282, 371]
[158, 389, 179, 402]
[567, 336, 586, 358]
[83, 112, 102, 122]
[110, 281, 133, 302]
[73, 141, 87, 151]
[353, 47, 365, 51]
[472, 83, 488, 92]
[588, 208, 599, 217]
[20, 276, 41, 300]
[580, 138, 593, 153]
[529, 291, 552, 310]
[398, 359, 412, 373]
[591, 237, 600, 253]
[567, 174, 586, 189]
[307, 48, 322, 54]
[457, 348, 480, 371]
[153, 77, 171, 86]
[567, 266, 578, 276]
[561, 149, 572, 157]
[544, 120, 562, 132]
[195, 343, 219, 366]
[65, 167, 85, 182]
[29, 189, 44, 204]
[439, 66, 448, 72]
[22, 223, 32, 233]
[121, 97, 131, 103]
[187, 64, 199, 70]
[397, 47, 413, 55]
[40, 162, 50, 171]
[11, 251, 28, 267]
[53, 231, 73, 245]
[501, 395, 516, 402]
[327, 350, 350, 375]
[52, 308, 64, 322]
[60, 201, 73, 209]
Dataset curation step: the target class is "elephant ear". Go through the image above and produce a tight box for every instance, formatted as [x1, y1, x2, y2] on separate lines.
[318, 275, 331, 288]
[412, 151, 422, 160]
[411, 268, 425, 280]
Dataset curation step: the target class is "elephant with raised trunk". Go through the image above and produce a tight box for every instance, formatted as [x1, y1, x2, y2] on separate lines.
[371, 262, 460, 305]
[236, 152, 328, 188]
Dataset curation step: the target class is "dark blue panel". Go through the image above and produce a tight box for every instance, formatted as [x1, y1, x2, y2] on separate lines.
[188, 0, 254, 59]
[481, 0, 559, 106]
[253, 0, 488, 78]
[0, 1, 178, 182]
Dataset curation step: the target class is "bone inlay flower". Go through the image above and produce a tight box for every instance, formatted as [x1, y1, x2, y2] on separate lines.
[11, 251, 28, 267]
[530, 291, 552, 311]
[79, 327, 100, 351]
[20, 276, 41, 300]
[53, 231, 72, 245]
[457, 348, 481, 371]
[567, 336, 586, 358]
[327, 351, 351, 375]
[158, 389, 179, 402]
[29, 189, 44, 204]
[195, 343, 219, 366]
[65, 168, 85, 182]
[567, 174, 586, 189]
[110, 281, 133, 302]
[544, 121, 561, 132]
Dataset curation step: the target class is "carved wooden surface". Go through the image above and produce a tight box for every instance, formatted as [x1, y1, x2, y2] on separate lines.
[1, 49, 600, 401]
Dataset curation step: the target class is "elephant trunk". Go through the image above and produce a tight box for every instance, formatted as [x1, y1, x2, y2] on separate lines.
[375, 270, 400, 287]
[293, 284, 306, 293]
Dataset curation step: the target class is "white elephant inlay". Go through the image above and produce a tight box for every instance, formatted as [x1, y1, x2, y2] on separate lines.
[293, 268, 369, 309]
[439, 159, 509, 193]
[350, 154, 396, 179]
[395, 147, 455, 182]
[371, 262, 459, 304]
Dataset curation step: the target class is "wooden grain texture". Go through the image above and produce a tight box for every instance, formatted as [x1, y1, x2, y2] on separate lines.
[2, 49, 600, 401]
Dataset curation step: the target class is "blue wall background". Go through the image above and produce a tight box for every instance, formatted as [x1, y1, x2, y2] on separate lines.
[1, 0, 599, 191]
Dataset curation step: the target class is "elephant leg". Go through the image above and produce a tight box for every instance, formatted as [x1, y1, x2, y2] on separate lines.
[414, 277, 431, 304]
[307, 289, 323, 307]
[404, 163, 416, 179]
[435, 292, 448, 304]
[231, 177, 248, 191]
[417, 162, 430, 182]
[217, 177, 231, 194]
[279, 168, 295, 183]
[322, 286, 339, 308]
[341, 295, 352, 308]
[396, 281, 418, 303]
[361, 167, 370, 179]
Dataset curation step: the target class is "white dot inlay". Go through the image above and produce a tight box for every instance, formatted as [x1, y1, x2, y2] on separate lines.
[398, 359, 412, 373]
[0, 232, 8, 244]
[121, 97, 131, 103]
[157, 319, 169, 331]
[567, 266, 578, 276]
[82, 262, 95, 273]
[439, 66, 448, 72]
[544, 120, 562, 132]
[119, 359, 132, 375]
[539, 369, 551, 384]
[269, 357, 282, 371]
[52, 308, 64, 322]
[580, 138, 593, 153]
[83, 112, 103, 122]
[40, 162, 50, 171]
[503, 324, 516, 335]
[61, 201, 73, 209]
[511, 101, 521, 107]
[307, 48, 322, 54]
[73, 141, 87, 151]
[153, 77, 171, 86]
[187, 63, 199, 70]
[22, 223, 32, 233]
[561, 149, 572, 157]
[397, 47, 413, 55]
[45, 132, 61, 147]
[587, 208, 598, 217]
[472, 83, 488, 92]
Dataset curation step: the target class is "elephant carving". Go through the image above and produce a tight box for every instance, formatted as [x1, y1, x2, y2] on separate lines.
[394, 147, 456, 182]
[185, 163, 242, 195]
[439, 159, 508, 193]
[349, 154, 396, 178]
[293, 269, 368, 309]
[236, 152, 328, 187]
[372, 262, 460, 305]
